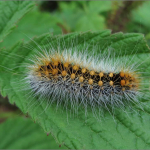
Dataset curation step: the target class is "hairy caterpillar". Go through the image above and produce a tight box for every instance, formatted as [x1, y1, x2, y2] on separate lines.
[0, 31, 150, 119]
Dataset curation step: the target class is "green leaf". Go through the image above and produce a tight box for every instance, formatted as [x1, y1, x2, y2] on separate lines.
[54, 1, 107, 32]
[127, 1, 150, 36]
[54, 1, 84, 32]
[131, 1, 150, 29]
[0, 8, 62, 49]
[88, 1, 112, 14]
[76, 14, 105, 32]
[0, 117, 66, 149]
[0, 30, 150, 149]
[0, 1, 35, 42]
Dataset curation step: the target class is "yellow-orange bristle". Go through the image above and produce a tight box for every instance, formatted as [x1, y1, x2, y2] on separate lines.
[122, 87, 125, 91]
[99, 72, 104, 78]
[71, 73, 75, 79]
[52, 69, 58, 75]
[62, 70, 67, 77]
[64, 62, 69, 68]
[53, 61, 59, 66]
[121, 80, 125, 86]
[45, 71, 49, 76]
[125, 73, 128, 78]
[82, 68, 86, 73]
[120, 72, 124, 77]
[80, 83, 84, 87]
[109, 81, 113, 86]
[98, 81, 103, 86]
[129, 84, 132, 88]
[38, 72, 41, 77]
[90, 70, 95, 76]
[73, 65, 79, 71]
[109, 73, 113, 78]
[79, 76, 84, 82]
[44, 61, 50, 66]
[125, 80, 129, 85]
[90, 86, 93, 89]
[88, 79, 93, 85]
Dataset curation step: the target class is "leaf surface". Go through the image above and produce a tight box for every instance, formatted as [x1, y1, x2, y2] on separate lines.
[0, 117, 65, 149]
[131, 1, 150, 29]
[54, 1, 107, 32]
[0, 8, 62, 49]
[0, 30, 150, 149]
[0, 1, 35, 42]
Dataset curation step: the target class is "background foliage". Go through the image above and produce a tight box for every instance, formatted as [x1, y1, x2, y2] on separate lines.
[0, 1, 150, 149]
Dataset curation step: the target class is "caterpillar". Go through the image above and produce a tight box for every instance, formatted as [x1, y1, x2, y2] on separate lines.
[0, 32, 150, 118]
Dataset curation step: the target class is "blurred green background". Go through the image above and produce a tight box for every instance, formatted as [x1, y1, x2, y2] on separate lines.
[1, 1, 150, 149]
[1, 1, 150, 49]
